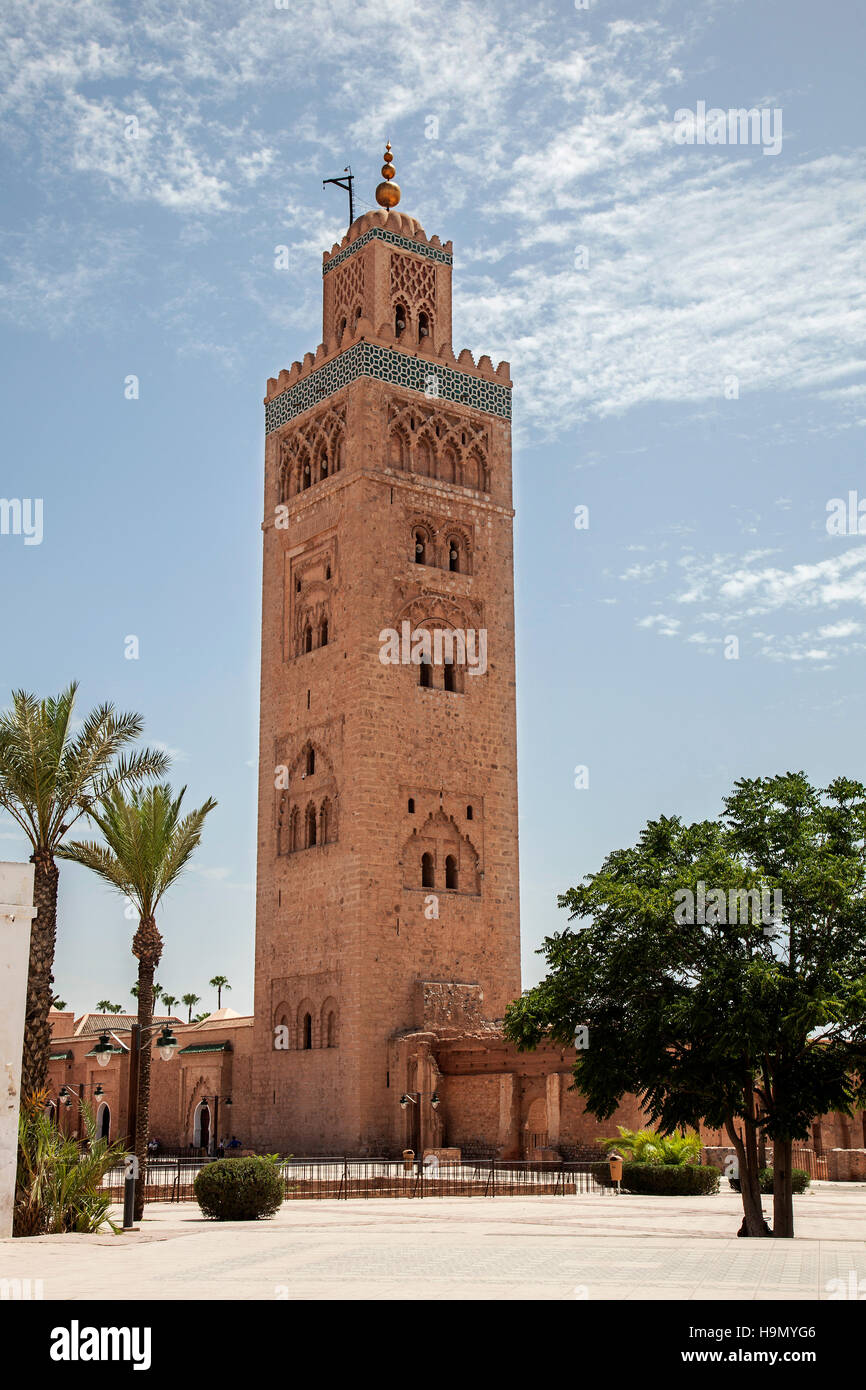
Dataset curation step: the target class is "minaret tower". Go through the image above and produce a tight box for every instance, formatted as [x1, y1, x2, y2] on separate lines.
[251, 148, 519, 1154]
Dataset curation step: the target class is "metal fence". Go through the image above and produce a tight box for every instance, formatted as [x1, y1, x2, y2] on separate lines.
[103, 1156, 611, 1203]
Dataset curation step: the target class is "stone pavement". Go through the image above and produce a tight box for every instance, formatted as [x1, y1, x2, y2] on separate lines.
[2, 1185, 865, 1301]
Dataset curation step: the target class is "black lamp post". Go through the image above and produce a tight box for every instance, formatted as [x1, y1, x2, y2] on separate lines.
[198, 1095, 232, 1155]
[399, 1091, 440, 1166]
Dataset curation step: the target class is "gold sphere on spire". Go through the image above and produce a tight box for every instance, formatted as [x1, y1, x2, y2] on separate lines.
[375, 142, 401, 209]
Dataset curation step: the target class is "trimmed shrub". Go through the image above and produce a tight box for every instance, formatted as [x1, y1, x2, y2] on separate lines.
[759, 1167, 811, 1195]
[620, 1161, 720, 1195]
[194, 1156, 283, 1220]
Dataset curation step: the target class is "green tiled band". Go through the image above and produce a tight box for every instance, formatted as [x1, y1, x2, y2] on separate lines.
[265, 343, 511, 434]
[323, 227, 453, 275]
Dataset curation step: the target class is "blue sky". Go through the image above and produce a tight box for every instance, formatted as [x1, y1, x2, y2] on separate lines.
[1, 0, 864, 1014]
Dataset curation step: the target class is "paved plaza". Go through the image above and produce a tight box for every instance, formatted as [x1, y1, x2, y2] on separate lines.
[3, 1184, 866, 1301]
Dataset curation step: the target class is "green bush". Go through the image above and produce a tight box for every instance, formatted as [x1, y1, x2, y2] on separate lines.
[759, 1167, 810, 1195]
[193, 1156, 283, 1220]
[620, 1161, 720, 1195]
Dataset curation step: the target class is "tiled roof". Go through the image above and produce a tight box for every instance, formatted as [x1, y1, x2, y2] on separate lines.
[178, 1042, 232, 1054]
[73, 1012, 182, 1036]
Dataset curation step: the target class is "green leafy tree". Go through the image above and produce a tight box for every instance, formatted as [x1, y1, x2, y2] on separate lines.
[59, 783, 216, 1220]
[182, 992, 201, 1022]
[504, 775, 866, 1239]
[209, 976, 231, 1009]
[0, 683, 168, 1099]
[51, 997, 67, 1011]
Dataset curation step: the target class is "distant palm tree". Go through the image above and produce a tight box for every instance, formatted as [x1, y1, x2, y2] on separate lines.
[130, 983, 139, 1000]
[0, 682, 168, 1099]
[161, 993, 179, 1015]
[60, 783, 216, 1220]
[95, 1000, 123, 1014]
[51, 997, 67, 1011]
[181, 992, 201, 1022]
[209, 976, 231, 1009]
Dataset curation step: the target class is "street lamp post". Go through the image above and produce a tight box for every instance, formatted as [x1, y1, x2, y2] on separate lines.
[94, 1025, 178, 1228]
[198, 1094, 232, 1155]
[399, 1091, 440, 1169]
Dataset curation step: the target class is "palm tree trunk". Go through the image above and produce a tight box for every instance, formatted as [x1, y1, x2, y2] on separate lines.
[132, 916, 163, 1223]
[20, 850, 59, 1101]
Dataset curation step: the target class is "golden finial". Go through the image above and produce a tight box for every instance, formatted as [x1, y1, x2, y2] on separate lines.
[375, 142, 401, 209]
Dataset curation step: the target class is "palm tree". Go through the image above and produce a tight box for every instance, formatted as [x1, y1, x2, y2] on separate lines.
[160, 994, 179, 1015]
[209, 975, 231, 1009]
[130, 983, 139, 1001]
[181, 992, 201, 1022]
[95, 1000, 123, 1014]
[51, 997, 67, 1011]
[59, 783, 216, 1219]
[0, 683, 169, 1099]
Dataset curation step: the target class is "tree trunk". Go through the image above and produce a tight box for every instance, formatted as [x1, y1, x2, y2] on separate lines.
[19, 850, 60, 1102]
[131, 916, 163, 1223]
[772, 1135, 795, 1238]
[725, 1116, 769, 1236]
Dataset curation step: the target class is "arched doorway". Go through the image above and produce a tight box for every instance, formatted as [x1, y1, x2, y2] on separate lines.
[96, 1102, 111, 1141]
[193, 1100, 211, 1151]
[523, 1097, 548, 1157]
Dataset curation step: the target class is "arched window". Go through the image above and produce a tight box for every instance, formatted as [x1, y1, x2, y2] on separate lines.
[302, 1013, 312, 1050]
[414, 530, 426, 564]
[354, 304, 362, 325]
[320, 797, 331, 844]
[440, 446, 458, 485]
[444, 662, 457, 693]
[289, 805, 300, 852]
[337, 316, 347, 340]
[415, 439, 433, 476]
[320, 453, 328, 481]
[306, 746, 315, 775]
[327, 1011, 337, 1047]
[448, 539, 460, 573]
[305, 803, 317, 847]
[390, 429, 408, 468]
[304, 625, 313, 654]
[466, 804, 473, 820]
[320, 618, 328, 647]
[302, 456, 312, 490]
[418, 311, 430, 341]
[445, 855, 458, 890]
[419, 659, 432, 688]
[395, 303, 407, 337]
[326, 564, 331, 580]
[96, 1102, 111, 1141]
[422, 852, 435, 888]
[408, 797, 415, 813]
